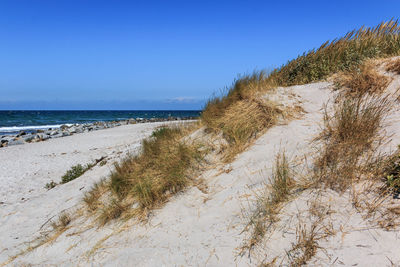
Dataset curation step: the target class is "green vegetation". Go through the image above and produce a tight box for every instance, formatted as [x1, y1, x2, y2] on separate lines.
[384, 150, 400, 196]
[85, 126, 205, 224]
[61, 163, 94, 184]
[45, 180, 57, 190]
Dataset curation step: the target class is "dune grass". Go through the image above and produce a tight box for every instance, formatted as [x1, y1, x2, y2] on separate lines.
[202, 20, 400, 159]
[202, 72, 282, 161]
[314, 94, 392, 192]
[386, 57, 400, 74]
[241, 152, 295, 254]
[334, 61, 391, 96]
[84, 125, 205, 224]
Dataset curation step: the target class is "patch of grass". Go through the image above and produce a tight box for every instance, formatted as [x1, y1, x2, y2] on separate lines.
[51, 212, 71, 231]
[86, 126, 205, 224]
[83, 179, 107, 212]
[386, 58, 400, 74]
[202, 72, 282, 161]
[314, 95, 392, 192]
[61, 163, 94, 184]
[287, 222, 323, 266]
[335, 61, 391, 96]
[98, 198, 129, 226]
[241, 152, 295, 254]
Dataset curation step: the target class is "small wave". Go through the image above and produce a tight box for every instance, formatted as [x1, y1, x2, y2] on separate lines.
[0, 124, 73, 132]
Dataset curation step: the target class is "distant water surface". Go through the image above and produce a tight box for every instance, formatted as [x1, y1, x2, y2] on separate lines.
[0, 110, 201, 135]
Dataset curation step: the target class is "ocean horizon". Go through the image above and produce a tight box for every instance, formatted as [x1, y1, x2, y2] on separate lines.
[0, 110, 201, 135]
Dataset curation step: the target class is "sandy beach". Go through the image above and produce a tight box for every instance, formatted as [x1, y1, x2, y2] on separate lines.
[1, 77, 400, 266]
[0, 120, 190, 264]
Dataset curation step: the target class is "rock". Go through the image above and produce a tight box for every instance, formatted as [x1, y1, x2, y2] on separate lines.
[36, 133, 50, 141]
[8, 138, 25, 146]
[50, 131, 59, 136]
[62, 131, 70, 136]
[69, 127, 77, 133]
[60, 125, 69, 130]
[17, 131, 26, 137]
[23, 134, 34, 142]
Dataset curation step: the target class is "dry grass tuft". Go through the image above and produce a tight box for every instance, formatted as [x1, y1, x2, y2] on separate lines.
[51, 212, 72, 231]
[241, 152, 295, 255]
[98, 198, 130, 226]
[202, 72, 282, 161]
[335, 62, 391, 96]
[314, 95, 392, 192]
[386, 58, 400, 74]
[85, 125, 205, 224]
[287, 222, 323, 266]
[83, 179, 108, 212]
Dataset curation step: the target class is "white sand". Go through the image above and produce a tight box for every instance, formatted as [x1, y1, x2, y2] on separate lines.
[1, 75, 400, 266]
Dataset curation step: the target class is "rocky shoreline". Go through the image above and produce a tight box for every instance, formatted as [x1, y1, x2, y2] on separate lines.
[0, 116, 198, 148]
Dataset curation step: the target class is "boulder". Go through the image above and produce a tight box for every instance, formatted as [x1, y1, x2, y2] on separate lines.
[8, 138, 25, 146]
[22, 134, 34, 142]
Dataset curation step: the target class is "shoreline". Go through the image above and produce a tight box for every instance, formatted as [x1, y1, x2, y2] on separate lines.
[0, 116, 198, 148]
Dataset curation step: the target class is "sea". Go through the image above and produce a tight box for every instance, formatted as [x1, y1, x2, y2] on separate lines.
[0, 110, 201, 136]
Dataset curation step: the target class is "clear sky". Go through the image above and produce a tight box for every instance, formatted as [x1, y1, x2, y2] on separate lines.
[0, 0, 399, 110]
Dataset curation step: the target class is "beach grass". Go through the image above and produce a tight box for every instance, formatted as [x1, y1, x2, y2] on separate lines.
[334, 61, 391, 96]
[85, 125, 205, 224]
[241, 151, 295, 254]
[202, 20, 400, 159]
[386, 57, 400, 74]
[313, 94, 391, 192]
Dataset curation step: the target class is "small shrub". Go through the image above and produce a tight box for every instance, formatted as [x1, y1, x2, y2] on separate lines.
[61, 163, 94, 184]
[45, 180, 57, 190]
[383, 150, 400, 197]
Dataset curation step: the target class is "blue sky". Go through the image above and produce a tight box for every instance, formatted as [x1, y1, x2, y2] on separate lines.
[0, 0, 399, 110]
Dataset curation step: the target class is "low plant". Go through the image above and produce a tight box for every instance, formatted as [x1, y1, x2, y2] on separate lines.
[383, 150, 400, 197]
[45, 180, 57, 190]
[61, 163, 94, 184]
